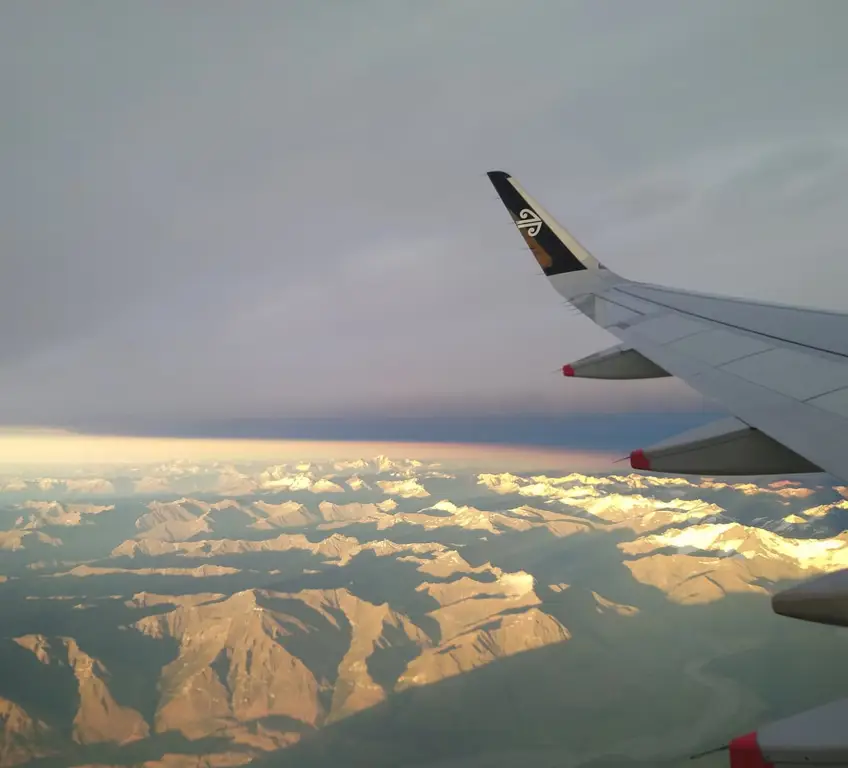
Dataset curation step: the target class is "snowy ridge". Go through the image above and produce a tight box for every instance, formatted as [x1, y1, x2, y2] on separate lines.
[622, 521, 848, 570]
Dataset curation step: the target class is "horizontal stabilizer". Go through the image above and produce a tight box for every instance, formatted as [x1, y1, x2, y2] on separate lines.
[772, 568, 848, 627]
[731, 698, 848, 766]
[562, 344, 669, 379]
[629, 417, 821, 476]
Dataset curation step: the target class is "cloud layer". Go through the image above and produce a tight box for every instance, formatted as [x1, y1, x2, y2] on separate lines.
[2, 1, 847, 432]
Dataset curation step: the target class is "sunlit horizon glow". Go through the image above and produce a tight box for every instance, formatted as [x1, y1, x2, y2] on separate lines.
[0, 429, 617, 473]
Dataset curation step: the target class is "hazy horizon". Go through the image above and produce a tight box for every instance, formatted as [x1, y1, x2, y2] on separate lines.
[0, 429, 617, 474]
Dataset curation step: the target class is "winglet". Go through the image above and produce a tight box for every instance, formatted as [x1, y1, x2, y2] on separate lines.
[487, 170, 603, 275]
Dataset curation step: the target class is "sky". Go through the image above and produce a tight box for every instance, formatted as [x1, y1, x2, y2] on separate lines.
[2, 1, 848, 447]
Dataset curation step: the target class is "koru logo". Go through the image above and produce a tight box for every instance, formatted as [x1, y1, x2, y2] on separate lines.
[515, 208, 542, 237]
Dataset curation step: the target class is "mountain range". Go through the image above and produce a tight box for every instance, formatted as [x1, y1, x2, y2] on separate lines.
[0, 456, 847, 767]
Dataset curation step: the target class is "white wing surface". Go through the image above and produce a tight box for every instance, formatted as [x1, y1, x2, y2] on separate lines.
[488, 170, 848, 484]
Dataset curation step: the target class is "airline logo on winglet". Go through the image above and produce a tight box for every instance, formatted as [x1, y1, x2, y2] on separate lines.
[487, 170, 593, 275]
[515, 208, 542, 237]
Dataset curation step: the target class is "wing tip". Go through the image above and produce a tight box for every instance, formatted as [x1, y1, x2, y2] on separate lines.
[486, 170, 512, 197]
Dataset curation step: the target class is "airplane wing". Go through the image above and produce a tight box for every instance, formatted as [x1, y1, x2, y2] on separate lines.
[487, 169, 848, 485]
[487, 170, 848, 768]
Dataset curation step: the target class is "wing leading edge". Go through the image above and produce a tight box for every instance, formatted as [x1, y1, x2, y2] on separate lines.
[487, 169, 848, 485]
